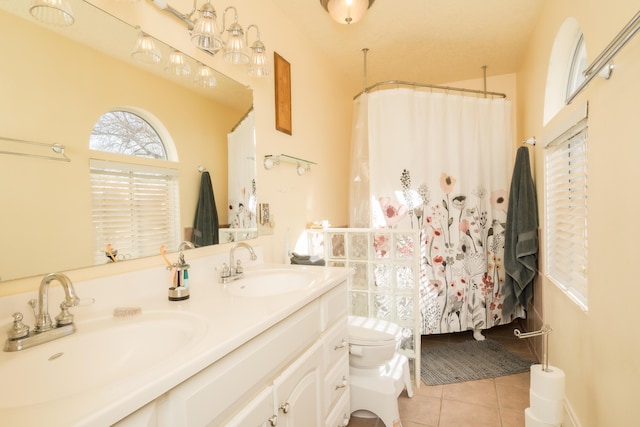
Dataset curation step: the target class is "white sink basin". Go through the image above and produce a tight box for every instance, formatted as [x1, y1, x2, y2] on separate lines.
[224, 268, 321, 297]
[0, 310, 207, 408]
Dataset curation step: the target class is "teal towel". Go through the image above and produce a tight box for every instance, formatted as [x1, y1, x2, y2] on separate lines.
[193, 171, 219, 247]
[503, 147, 538, 317]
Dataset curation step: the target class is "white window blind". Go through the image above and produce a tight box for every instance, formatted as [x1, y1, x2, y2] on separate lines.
[544, 118, 588, 309]
[90, 159, 180, 264]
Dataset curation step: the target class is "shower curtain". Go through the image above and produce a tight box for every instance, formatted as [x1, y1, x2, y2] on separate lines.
[350, 88, 525, 335]
[227, 110, 257, 230]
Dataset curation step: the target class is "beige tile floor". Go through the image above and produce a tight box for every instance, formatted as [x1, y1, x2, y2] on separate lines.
[347, 321, 538, 427]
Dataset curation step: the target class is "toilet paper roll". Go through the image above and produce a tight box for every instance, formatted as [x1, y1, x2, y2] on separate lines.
[530, 364, 565, 400]
[530, 389, 564, 425]
[525, 408, 561, 427]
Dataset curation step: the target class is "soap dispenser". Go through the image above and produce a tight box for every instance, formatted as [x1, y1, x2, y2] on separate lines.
[168, 252, 190, 301]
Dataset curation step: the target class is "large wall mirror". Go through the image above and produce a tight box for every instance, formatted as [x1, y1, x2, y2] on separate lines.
[0, 0, 257, 283]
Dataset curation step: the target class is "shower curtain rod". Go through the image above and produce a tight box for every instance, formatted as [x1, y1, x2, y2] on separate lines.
[230, 105, 254, 133]
[353, 80, 507, 100]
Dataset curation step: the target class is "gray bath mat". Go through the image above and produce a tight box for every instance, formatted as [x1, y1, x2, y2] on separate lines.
[421, 339, 535, 386]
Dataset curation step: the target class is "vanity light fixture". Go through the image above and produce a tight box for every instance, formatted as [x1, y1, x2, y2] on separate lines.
[320, 0, 375, 25]
[191, 0, 225, 54]
[29, 0, 75, 27]
[165, 49, 191, 77]
[247, 25, 269, 77]
[222, 7, 249, 65]
[193, 63, 217, 87]
[147, 0, 268, 76]
[131, 32, 162, 64]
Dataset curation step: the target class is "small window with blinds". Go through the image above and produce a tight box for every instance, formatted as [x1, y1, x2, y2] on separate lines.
[89, 110, 179, 264]
[544, 117, 588, 309]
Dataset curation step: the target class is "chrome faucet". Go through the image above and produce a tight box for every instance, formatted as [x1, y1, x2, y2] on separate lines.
[4, 273, 80, 352]
[219, 242, 257, 283]
[178, 241, 195, 251]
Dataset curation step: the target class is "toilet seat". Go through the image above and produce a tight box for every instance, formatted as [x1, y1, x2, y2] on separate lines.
[348, 316, 403, 369]
[348, 316, 402, 346]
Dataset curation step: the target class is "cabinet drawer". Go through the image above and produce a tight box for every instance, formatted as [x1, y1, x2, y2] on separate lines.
[323, 319, 349, 371]
[321, 281, 348, 331]
[325, 387, 350, 427]
[157, 301, 321, 427]
[224, 385, 276, 427]
[324, 353, 349, 414]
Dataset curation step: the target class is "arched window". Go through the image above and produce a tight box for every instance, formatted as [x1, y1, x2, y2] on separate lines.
[89, 109, 180, 264]
[543, 18, 586, 124]
[543, 20, 589, 310]
[89, 110, 167, 159]
[565, 33, 588, 102]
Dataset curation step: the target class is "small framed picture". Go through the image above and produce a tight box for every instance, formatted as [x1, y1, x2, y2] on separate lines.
[274, 52, 292, 135]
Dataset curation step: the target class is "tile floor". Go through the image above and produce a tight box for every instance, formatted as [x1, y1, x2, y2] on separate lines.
[347, 321, 538, 427]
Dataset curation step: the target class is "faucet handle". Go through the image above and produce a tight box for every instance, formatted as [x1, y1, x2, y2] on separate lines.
[55, 301, 74, 326]
[7, 312, 30, 340]
[235, 260, 243, 274]
[220, 263, 231, 278]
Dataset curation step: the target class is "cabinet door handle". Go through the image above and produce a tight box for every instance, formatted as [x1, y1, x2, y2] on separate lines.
[268, 414, 278, 426]
[279, 402, 290, 414]
[335, 375, 348, 390]
[334, 339, 348, 350]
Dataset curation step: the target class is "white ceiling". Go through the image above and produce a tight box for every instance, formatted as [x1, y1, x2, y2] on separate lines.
[270, 0, 545, 93]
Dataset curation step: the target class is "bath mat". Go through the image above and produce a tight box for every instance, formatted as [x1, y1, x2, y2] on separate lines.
[420, 339, 535, 386]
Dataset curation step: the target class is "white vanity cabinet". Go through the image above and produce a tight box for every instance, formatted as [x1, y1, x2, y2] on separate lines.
[147, 280, 349, 427]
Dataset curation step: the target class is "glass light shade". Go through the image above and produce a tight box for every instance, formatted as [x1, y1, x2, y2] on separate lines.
[164, 50, 191, 77]
[326, 0, 370, 24]
[191, 2, 224, 54]
[29, 0, 75, 27]
[248, 40, 269, 77]
[131, 33, 162, 64]
[194, 64, 217, 88]
[223, 22, 249, 64]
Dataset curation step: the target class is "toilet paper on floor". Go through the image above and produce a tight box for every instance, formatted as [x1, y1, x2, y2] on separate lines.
[530, 364, 565, 400]
[530, 389, 563, 425]
[525, 407, 561, 427]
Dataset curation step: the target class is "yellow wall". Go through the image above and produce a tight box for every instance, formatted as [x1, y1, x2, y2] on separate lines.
[517, 1, 640, 425]
[4, 2, 637, 424]
[0, 10, 240, 280]
[0, 0, 352, 292]
[95, 0, 355, 262]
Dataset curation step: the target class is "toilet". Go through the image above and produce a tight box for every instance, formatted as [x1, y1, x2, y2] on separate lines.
[348, 316, 413, 427]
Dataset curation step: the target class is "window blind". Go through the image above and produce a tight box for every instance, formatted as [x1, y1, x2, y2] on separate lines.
[544, 118, 588, 309]
[90, 159, 180, 264]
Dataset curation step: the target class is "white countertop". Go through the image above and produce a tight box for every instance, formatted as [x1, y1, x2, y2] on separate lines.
[0, 256, 351, 426]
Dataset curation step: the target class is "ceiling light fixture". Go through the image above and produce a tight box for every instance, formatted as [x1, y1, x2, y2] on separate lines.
[29, 0, 75, 27]
[320, 0, 375, 25]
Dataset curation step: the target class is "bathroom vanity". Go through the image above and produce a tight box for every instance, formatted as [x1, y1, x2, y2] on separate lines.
[0, 253, 351, 426]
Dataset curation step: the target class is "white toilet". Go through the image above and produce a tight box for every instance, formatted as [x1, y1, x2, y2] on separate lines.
[348, 316, 413, 427]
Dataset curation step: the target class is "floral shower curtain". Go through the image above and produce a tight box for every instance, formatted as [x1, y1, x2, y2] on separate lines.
[350, 88, 525, 335]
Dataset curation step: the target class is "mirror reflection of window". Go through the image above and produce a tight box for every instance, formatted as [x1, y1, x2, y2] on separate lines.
[89, 110, 180, 264]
